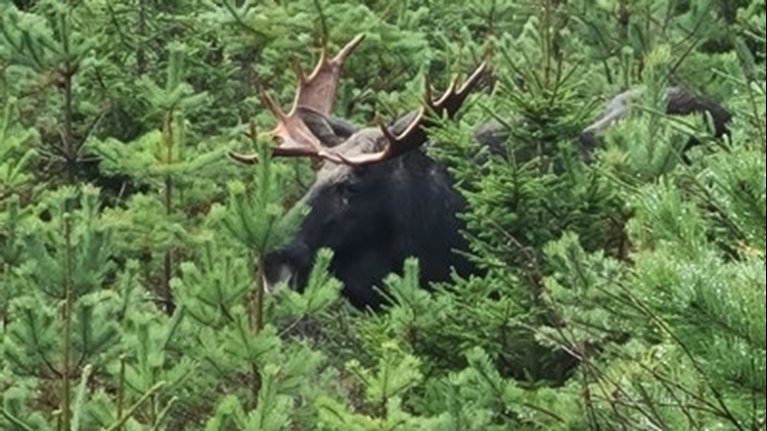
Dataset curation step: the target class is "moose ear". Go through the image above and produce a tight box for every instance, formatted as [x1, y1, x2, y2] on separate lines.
[297, 107, 359, 148]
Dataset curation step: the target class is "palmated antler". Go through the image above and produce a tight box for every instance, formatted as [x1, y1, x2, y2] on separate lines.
[336, 61, 489, 166]
[229, 34, 365, 165]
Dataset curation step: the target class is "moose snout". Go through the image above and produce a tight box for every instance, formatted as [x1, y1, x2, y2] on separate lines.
[262, 261, 295, 294]
[262, 242, 313, 294]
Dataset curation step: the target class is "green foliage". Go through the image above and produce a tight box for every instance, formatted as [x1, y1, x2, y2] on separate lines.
[0, 98, 37, 194]
[220, 140, 306, 255]
[1, 0, 765, 429]
[4, 187, 119, 375]
[270, 248, 343, 318]
[315, 342, 431, 430]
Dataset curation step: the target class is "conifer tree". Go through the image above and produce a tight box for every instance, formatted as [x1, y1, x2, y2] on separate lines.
[0, 1, 764, 430]
[0, 3, 96, 184]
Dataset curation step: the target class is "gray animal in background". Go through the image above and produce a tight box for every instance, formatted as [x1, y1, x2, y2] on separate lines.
[472, 85, 732, 164]
[578, 86, 732, 160]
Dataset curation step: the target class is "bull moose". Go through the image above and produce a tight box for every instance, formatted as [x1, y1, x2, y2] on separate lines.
[231, 34, 732, 309]
[231, 35, 485, 308]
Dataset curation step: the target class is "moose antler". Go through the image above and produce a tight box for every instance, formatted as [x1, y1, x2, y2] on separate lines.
[336, 60, 489, 166]
[229, 34, 365, 165]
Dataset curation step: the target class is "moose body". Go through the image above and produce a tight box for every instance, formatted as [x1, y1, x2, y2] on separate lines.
[232, 35, 732, 309]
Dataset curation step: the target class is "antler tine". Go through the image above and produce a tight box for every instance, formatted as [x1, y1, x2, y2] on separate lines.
[228, 121, 261, 165]
[382, 110, 427, 151]
[260, 90, 289, 120]
[331, 33, 365, 65]
[456, 60, 489, 97]
[429, 80, 457, 113]
[292, 59, 306, 83]
[229, 151, 259, 165]
[293, 33, 366, 116]
[432, 60, 488, 118]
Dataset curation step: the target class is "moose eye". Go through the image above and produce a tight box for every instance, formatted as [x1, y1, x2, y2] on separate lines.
[338, 180, 360, 196]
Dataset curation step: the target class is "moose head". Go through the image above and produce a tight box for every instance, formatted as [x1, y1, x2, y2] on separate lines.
[231, 35, 486, 308]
